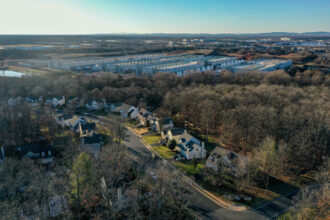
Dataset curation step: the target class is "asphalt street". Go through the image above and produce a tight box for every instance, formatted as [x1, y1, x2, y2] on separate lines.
[123, 127, 267, 220]
[95, 115, 297, 220]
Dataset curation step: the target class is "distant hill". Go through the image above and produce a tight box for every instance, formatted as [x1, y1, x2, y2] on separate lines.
[95, 32, 330, 37]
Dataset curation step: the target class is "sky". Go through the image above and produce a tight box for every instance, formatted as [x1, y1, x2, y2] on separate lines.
[0, 0, 329, 34]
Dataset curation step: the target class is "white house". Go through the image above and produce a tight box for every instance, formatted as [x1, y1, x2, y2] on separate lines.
[86, 100, 106, 110]
[68, 116, 85, 131]
[113, 103, 138, 119]
[156, 118, 174, 132]
[52, 96, 65, 107]
[166, 128, 206, 160]
[7, 96, 22, 107]
[55, 114, 84, 130]
[138, 108, 154, 126]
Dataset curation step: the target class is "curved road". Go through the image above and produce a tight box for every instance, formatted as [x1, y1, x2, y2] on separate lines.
[95, 115, 295, 220]
[122, 127, 267, 220]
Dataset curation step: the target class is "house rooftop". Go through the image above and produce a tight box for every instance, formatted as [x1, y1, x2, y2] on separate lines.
[82, 133, 103, 144]
[169, 128, 185, 136]
[80, 122, 96, 132]
[115, 103, 133, 112]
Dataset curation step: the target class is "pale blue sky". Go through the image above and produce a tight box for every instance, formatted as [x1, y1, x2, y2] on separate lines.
[0, 0, 329, 34]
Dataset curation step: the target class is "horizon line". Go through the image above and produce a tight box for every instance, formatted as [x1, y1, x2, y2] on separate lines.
[0, 31, 330, 36]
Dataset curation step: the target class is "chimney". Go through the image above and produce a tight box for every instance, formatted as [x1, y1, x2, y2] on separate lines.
[201, 142, 205, 157]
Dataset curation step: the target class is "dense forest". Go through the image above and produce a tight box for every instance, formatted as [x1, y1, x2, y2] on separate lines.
[1, 70, 329, 173]
[0, 69, 329, 219]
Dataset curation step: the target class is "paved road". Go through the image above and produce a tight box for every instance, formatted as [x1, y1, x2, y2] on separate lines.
[122, 127, 267, 220]
[94, 115, 298, 220]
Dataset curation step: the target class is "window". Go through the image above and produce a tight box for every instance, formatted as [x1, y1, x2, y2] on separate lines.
[48, 150, 52, 156]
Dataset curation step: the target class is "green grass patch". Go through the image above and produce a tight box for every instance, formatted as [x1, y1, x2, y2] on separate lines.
[153, 146, 175, 159]
[143, 134, 161, 145]
[126, 120, 138, 127]
[173, 160, 204, 176]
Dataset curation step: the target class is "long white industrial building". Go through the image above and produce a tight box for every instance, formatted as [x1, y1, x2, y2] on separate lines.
[16, 54, 291, 76]
[229, 59, 292, 72]
[45, 54, 244, 76]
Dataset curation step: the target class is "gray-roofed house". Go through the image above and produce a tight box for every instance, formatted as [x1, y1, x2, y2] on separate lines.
[86, 99, 106, 110]
[55, 114, 85, 130]
[109, 102, 123, 112]
[79, 121, 96, 136]
[206, 147, 249, 177]
[166, 128, 206, 159]
[162, 127, 185, 141]
[113, 103, 138, 119]
[67, 96, 82, 108]
[25, 96, 42, 105]
[55, 113, 74, 127]
[8, 96, 22, 107]
[81, 133, 103, 158]
[52, 96, 65, 107]
[68, 116, 85, 131]
[138, 108, 153, 126]
[156, 118, 174, 132]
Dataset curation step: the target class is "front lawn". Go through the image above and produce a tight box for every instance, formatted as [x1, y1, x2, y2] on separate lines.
[173, 160, 204, 176]
[143, 133, 161, 146]
[126, 120, 138, 127]
[153, 146, 175, 159]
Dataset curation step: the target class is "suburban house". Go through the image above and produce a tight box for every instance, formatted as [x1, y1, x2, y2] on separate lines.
[25, 96, 43, 104]
[67, 96, 82, 108]
[156, 118, 174, 132]
[86, 99, 107, 111]
[138, 108, 153, 126]
[1, 142, 54, 164]
[206, 147, 249, 177]
[55, 113, 85, 131]
[112, 103, 138, 119]
[109, 102, 123, 112]
[55, 113, 73, 127]
[8, 96, 22, 107]
[164, 128, 206, 159]
[161, 127, 185, 141]
[69, 116, 86, 132]
[79, 121, 96, 136]
[81, 133, 103, 158]
[47, 96, 65, 107]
